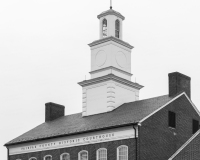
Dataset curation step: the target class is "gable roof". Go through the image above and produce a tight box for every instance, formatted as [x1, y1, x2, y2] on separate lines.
[5, 95, 172, 146]
[139, 92, 200, 123]
[169, 129, 200, 160]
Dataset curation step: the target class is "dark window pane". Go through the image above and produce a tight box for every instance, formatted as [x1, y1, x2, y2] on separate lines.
[193, 119, 199, 134]
[115, 20, 120, 38]
[115, 31, 119, 38]
[102, 19, 107, 38]
[168, 111, 176, 128]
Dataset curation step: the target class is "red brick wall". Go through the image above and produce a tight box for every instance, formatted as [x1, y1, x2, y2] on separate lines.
[139, 95, 200, 160]
[172, 132, 200, 160]
[9, 138, 136, 160]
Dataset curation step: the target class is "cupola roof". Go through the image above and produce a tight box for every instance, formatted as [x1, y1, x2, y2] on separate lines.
[97, 9, 125, 20]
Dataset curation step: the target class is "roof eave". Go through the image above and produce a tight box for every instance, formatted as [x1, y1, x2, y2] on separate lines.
[78, 74, 143, 90]
[97, 10, 125, 20]
[88, 36, 134, 49]
[4, 122, 138, 146]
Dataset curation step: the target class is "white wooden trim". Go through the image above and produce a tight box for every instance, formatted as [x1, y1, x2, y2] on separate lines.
[43, 155, 52, 160]
[60, 153, 70, 160]
[96, 148, 107, 160]
[184, 93, 200, 116]
[29, 157, 37, 160]
[78, 150, 88, 160]
[168, 130, 200, 160]
[139, 92, 200, 124]
[117, 145, 128, 160]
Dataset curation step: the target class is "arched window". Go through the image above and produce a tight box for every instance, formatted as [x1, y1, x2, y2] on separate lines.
[97, 148, 107, 160]
[117, 145, 128, 160]
[78, 150, 88, 160]
[60, 153, 70, 160]
[102, 19, 107, 38]
[115, 19, 120, 38]
[44, 155, 52, 160]
[29, 158, 37, 160]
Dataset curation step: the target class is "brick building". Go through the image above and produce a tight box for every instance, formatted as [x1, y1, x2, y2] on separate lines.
[4, 5, 200, 160]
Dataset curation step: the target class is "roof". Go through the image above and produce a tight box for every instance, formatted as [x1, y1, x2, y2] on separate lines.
[88, 36, 133, 49]
[97, 9, 125, 20]
[5, 95, 172, 146]
[78, 74, 143, 89]
[169, 129, 200, 160]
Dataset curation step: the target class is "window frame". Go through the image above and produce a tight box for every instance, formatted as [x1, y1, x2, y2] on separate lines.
[102, 18, 108, 38]
[96, 148, 107, 160]
[43, 155, 52, 160]
[78, 150, 88, 160]
[117, 145, 128, 160]
[115, 19, 120, 38]
[168, 111, 176, 128]
[29, 158, 37, 160]
[60, 153, 70, 160]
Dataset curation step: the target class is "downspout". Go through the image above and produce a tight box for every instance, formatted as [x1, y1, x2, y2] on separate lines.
[133, 125, 137, 160]
[7, 147, 9, 160]
[138, 123, 141, 160]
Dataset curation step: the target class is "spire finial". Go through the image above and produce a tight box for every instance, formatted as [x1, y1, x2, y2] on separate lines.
[110, 0, 112, 9]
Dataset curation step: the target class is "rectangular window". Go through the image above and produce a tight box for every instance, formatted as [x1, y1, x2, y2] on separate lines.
[192, 119, 199, 134]
[168, 111, 176, 128]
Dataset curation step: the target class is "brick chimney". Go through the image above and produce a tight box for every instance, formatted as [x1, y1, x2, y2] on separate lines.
[45, 102, 65, 122]
[168, 72, 191, 98]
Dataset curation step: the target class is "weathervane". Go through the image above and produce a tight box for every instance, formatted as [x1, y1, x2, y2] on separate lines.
[110, 0, 112, 9]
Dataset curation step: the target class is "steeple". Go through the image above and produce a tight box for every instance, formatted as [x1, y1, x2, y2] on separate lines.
[78, 7, 143, 117]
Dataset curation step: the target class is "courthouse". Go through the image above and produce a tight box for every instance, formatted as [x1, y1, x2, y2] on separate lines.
[5, 4, 200, 160]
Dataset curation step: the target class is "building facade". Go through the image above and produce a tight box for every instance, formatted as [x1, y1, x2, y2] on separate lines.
[5, 6, 200, 160]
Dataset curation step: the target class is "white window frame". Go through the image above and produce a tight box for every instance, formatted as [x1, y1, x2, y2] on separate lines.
[115, 19, 120, 38]
[117, 145, 128, 160]
[102, 18, 108, 38]
[60, 153, 70, 160]
[78, 150, 88, 160]
[29, 158, 37, 160]
[96, 148, 107, 160]
[43, 155, 52, 160]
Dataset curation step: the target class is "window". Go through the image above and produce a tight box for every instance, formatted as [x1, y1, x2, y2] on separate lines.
[29, 158, 37, 160]
[168, 111, 176, 128]
[115, 20, 120, 38]
[102, 19, 107, 38]
[44, 155, 52, 160]
[97, 148, 107, 160]
[117, 145, 128, 160]
[60, 153, 70, 160]
[193, 119, 199, 134]
[79, 150, 88, 160]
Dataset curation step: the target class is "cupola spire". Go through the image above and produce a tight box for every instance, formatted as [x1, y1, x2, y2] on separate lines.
[110, 0, 112, 9]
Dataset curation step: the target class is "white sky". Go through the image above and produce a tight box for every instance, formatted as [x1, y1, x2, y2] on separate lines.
[1, 0, 200, 158]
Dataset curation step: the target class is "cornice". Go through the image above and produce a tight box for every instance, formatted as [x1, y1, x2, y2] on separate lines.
[88, 36, 133, 49]
[89, 66, 133, 76]
[78, 74, 143, 89]
[97, 9, 125, 20]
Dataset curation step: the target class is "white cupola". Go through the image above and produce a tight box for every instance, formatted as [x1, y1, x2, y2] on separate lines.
[98, 8, 125, 39]
[78, 7, 143, 117]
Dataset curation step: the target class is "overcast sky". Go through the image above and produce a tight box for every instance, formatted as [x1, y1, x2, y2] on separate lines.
[1, 0, 200, 158]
